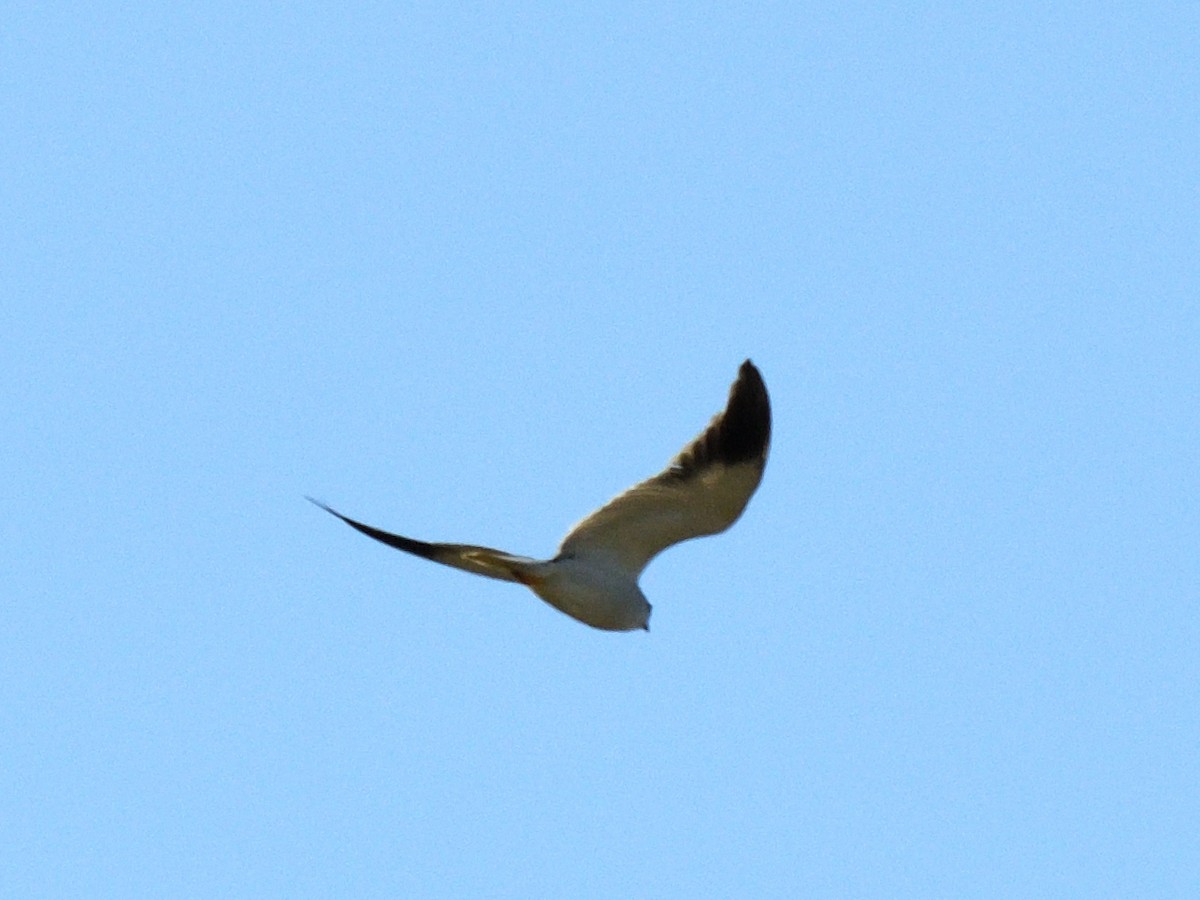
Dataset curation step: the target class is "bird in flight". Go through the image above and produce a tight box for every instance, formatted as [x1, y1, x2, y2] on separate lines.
[310, 360, 770, 632]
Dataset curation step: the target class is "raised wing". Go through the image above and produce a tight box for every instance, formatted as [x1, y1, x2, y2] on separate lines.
[555, 359, 770, 575]
[308, 498, 536, 583]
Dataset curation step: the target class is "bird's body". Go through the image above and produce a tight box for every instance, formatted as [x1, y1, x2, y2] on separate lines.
[311, 360, 771, 632]
[521, 556, 651, 632]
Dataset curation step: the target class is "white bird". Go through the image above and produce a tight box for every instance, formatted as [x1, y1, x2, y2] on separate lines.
[310, 360, 770, 632]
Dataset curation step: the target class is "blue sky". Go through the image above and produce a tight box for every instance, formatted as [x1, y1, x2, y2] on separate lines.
[3, 2, 1197, 896]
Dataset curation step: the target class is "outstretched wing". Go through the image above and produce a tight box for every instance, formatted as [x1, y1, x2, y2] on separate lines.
[308, 498, 537, 583]
[555, 359, 771, 576]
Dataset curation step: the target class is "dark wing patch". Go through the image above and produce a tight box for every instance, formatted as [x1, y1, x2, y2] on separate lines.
[307, 497, 533, 583]
[307, 497, 442, 560]
[665, 359, 771, 480]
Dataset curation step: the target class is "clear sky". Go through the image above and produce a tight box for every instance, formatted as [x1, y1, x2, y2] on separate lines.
[3, 3, 1197, 897]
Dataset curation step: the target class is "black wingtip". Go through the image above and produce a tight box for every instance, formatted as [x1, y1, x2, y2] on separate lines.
[662, 360, 771, 481]
[307, 496, 445, 562]
[306, 496, 359, 529]
[306, 495, 337, 516]
[717, 359, 771, 466]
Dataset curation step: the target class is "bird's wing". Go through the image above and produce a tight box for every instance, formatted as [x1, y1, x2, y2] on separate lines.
[555, 359, 771, 576]
[308, 498, 537, 583]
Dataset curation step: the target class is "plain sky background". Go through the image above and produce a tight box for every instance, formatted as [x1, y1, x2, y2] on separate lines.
[3, 2, 1197, 896]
